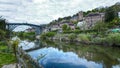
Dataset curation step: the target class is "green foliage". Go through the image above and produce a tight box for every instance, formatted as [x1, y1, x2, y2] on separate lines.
[74, 29, 81, 34]
[45, 32, 56, 37]
[92, 37, 106, 44]
[105, 7, 117, 22]
[40, 32, 56, 40]
[0, 45, 16, 68]
[92, 33, 120, 46]
[40, 33, 47, 40]
[0, 17, 8, 40]
[17, 32, 35, 41]
[0, 29, 6, 40]
[106, 33, 120, 46]
[0, 17, 6, 31]
[108, 18, 120, 28]
[72, 21, 78, 25]
[78, 34, 91, 43]
[92, 21, 108, 33]
[0, 53, 16, 68]
[62, 24, 68, 31]
[68, 33, 77, 41]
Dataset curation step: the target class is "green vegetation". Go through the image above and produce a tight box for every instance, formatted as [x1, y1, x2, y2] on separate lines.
[0, 17, 6, 31]
[105, 7, 118, 22]
[68, 33, 77, 41]
[92, 21, 108, 33]
[0, 42, 16, 68]
[77, 34, 91, 43]
[62, 24, 68, 31]
[15, 32, 35, 41]
[0, 17, 19, 67]
[106, 33, 120, 46]
[0, 17, 10, 40]
[41, 32, 120, 47]
[40, 32, 56, 40]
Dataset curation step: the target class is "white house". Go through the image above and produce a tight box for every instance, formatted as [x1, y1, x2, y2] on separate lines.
[77, 21, 88, 30]
[118, 12, 120, 18]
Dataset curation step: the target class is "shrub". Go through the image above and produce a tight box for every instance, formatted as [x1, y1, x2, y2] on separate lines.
[68, 33, 77, 41]
[45, 32, 56, 37]
[40, 32, 56, 40]
[92, 37, 106, 44]
[77, 34, 91, 43]
[106, 33, 120, 46]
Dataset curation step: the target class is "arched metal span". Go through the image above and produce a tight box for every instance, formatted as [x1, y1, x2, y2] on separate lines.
[6, 23, 45, 35]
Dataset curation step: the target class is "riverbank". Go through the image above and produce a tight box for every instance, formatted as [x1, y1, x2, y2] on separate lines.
[0, 42, 16, 68]
[40, 32, 120, 47]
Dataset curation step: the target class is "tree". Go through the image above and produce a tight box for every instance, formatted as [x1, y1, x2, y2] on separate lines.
[0, 17, 6, 31]
[62, 24, 68, 31]
[0, 29, 6, 40]
[92, 21, 107, 33]
[105, 7, 117, 22]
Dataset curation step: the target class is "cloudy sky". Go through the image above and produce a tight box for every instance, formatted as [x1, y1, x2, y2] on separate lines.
[0, 0, 120, 25]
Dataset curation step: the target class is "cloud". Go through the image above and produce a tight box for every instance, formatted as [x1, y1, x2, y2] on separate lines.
[0, 0, 119, 25]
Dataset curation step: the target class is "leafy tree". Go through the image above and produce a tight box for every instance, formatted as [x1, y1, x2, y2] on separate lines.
[0, 17, 7, 40]
[92, 21, 107, 33]
[62, 24, 68, 31]
[0, 29, 6, 40]
[67, 27, 71, 31]
[0, 17, 6, 31]
[105, 7, 117, 22]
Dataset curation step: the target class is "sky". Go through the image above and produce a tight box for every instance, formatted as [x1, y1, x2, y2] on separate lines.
[0, 0, 120, 25]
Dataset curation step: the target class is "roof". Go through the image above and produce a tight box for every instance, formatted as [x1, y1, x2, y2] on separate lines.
[86, 13, 101, 17]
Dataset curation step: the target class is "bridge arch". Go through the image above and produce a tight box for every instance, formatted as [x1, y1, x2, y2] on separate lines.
[6, 23, 45, 35]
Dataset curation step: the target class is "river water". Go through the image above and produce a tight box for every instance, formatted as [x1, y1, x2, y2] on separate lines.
[18, 39, 120, 68]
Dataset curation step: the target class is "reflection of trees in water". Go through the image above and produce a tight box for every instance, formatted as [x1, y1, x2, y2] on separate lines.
[42, 40, 120, 68]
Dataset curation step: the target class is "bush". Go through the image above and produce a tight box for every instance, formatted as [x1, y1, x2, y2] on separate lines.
[77, 34, 91, 43]
[92, 37, 106, 44]
[0, 29, 6, 41]
[40, 32, 56, 40]
[45, 32, 56, 37]
[68, 33, 77, 41]
[92, 33, 120, 46]
[106, 33, 120, 46]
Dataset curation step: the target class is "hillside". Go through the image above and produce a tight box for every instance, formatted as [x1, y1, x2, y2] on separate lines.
[48, 2, 120, 26]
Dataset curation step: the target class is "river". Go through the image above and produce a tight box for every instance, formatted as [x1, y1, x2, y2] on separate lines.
[17, 38, 120, 68]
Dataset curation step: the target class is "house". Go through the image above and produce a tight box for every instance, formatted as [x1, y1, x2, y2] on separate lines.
[84, 12, 105, 29]
[50, 24, 61, 31]
[48, 20, 76, 32]
[47, 11, 105, 32]
[77, 21, 88, 30]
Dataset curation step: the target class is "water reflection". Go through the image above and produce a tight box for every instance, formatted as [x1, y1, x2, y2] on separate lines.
[19, 40, 35, 50]
[18, 39, 120, 68]
[28, 47, 103, 68]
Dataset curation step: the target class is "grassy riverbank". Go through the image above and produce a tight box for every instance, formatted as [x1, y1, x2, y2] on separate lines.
[0, 42, 16, 68]
[40, 32, 120, 47]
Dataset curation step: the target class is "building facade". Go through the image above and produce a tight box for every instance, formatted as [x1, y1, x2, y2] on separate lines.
[84, 12, 105, 29]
